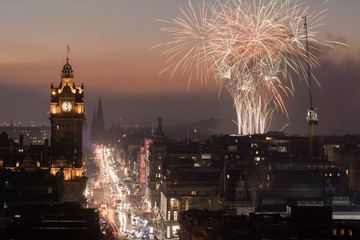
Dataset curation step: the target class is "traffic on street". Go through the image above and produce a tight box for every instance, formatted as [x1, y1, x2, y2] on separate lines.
[85, 145, 160, 240]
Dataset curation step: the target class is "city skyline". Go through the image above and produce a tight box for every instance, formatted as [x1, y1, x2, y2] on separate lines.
[0, 0, 359, 135]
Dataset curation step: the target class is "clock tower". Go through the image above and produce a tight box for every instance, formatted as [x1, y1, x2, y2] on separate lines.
[50, 57, 85, 186]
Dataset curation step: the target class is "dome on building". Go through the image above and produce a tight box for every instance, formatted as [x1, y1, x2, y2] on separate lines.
[269, 165, 323, 199]
[61, 58, 74, 78]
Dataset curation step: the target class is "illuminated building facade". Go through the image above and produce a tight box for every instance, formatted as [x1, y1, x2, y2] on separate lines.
[49, 58, 86, 204]
[139, 138, 153, 185]
[149, 118, 167, 209]
[160, 168, 223, 238]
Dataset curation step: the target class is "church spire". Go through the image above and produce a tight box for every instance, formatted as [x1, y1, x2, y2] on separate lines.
[90, 98, 105, 143]
[96, 98, 105, 133]
[156, 117, 164, 136]
[154, 117, 165, 144]
[90, 108, 97, 141]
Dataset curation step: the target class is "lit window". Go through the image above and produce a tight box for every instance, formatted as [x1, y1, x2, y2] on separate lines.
[329, 173, 332, 177]
[332, 229, 337, 236]
[172, 226, 180, 237]
[174, 211, 178, 221]
[227, 174, 230, 179]
[349, 229, 353, 236]
[254, 157, 260, 161]
[340, 229, 345, 236]
[167, 211, 171, 220]
[48, 187, 52, 194]
[158, 165, 161, 170]
[57, 125, 59, 130]
[191, 190, 197, 195]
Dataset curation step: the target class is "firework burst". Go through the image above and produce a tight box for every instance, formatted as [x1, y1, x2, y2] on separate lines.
[157, 0, 337, 135]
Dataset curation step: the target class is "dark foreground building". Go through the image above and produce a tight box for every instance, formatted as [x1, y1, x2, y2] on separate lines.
[1, 202, 101, 240]
[179, 207, 360, 240]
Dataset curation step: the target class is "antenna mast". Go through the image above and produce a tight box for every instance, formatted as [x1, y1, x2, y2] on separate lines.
[303, 15, 318, 161]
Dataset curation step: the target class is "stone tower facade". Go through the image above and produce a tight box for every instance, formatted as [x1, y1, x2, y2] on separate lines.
[49, 58, 86, 204]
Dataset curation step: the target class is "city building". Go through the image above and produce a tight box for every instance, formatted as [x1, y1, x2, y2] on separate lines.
[0, 131, 52, 170]
[160, 168, 223, 238]
[0, 56, 101, 239]
[143, 131, 360, 238]
[49, 57, 87, 204]
[2, 202, 101, 240]
[149, 118, 167, 210]
[138, 138, 153, 199]
[0, 123, 51, 145]
[179, 207, 360, 240]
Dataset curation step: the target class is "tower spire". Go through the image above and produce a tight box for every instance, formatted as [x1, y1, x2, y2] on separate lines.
[96, 98, 105, 142]
[91, 108, 97, 141]
[67, 44, 70, 60]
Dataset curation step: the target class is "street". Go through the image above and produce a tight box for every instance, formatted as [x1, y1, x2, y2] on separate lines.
[85, 145, 161, 240]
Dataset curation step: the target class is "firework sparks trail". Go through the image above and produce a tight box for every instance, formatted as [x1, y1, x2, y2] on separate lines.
[156, 0, 340, 135]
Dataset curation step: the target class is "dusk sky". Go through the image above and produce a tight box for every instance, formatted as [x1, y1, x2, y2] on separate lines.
[0, 0, 359, 136]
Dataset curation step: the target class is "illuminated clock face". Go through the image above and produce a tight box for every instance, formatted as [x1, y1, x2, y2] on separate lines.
[61, 101, 72, 112]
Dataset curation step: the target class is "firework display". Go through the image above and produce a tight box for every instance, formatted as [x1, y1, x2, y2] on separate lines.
[157, 0, 333, 135]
